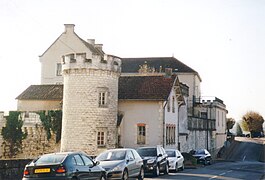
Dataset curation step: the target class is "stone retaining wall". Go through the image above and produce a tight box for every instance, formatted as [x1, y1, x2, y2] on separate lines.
[0, 159, 32, 180]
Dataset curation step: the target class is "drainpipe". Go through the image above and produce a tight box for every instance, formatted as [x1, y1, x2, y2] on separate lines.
[162, 101, 168, 148]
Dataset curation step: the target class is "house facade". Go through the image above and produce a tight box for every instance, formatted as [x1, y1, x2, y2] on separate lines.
[12, 24, 228, 157]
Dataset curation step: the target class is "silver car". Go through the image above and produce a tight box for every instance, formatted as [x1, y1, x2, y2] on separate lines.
[165, 149, 184, 172]
[95, 148, 144, 179]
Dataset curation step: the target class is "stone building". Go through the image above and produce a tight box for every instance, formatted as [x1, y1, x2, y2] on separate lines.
[10, 24, 228, 157]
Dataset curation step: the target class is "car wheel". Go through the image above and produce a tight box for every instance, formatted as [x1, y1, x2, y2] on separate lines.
[164, 163, 169, 174]
[180, 163, 184, 171]
[153, 164, 160, 177]
[204, 159, 207, 165]
[100, 174, 106, 180]
[122, 169, 129, 180]
[138, 166, 144, 180]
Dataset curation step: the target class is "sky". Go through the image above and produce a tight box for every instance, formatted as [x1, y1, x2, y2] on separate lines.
[0, 0, 264, 121]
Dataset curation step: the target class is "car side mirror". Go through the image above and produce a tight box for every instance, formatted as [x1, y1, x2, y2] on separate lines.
[158, 154, 162, 157]
[95, 161, 100, 166]
[177, 156, 181, 158]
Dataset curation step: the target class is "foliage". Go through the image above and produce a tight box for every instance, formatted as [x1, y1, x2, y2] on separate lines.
[242, 111, 264, 133]
[38, 110, 62, 143]
[241, 120, 249, 131]
[182, 152, 197, 166]
[235, 122, 243, 136]
[226, 118, 235, 133]
[1, 111, 27, 158]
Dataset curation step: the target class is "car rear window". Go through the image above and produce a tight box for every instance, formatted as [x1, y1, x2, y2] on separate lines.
[137, 148, 157, 157]
[35, 154, 66, 165]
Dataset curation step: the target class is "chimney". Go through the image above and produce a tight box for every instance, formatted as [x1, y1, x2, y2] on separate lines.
[87, 39, 95, 46]
[64, 24, 75, 33]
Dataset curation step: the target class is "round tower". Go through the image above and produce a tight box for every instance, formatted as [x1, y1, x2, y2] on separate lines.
[60, 52, 121, 155]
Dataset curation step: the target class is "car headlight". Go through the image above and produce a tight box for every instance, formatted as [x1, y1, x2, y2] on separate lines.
[147, 159, 155, 164]
[112, 164, 123, 171]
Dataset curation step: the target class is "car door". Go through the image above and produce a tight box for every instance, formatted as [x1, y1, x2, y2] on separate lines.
[73, 154, 88, 179]
[81, 154, 102, 179]
[126, 150, 137, 177]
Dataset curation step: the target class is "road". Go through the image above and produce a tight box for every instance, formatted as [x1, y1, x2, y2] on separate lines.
[144, 161, 265, 180]
[144, 137, 265, 179]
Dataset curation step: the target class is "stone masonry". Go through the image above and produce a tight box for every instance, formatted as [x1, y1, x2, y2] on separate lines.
[60, 52, 121, 156]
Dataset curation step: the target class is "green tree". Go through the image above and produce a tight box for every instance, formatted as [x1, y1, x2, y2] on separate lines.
[1, 111, 27, 158]
[226, 118, 235, 134]
[235, 122, 243, 136]
[242, 111, 264, 136]
[38, 110, 62, 143]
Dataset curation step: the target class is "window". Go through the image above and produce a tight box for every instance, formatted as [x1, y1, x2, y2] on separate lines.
[201, 112, 207, 119]
[73, 155, 84, 166]
[137, 123, 146, 145]
[98, 87, 109, 108]
[167, 98, 171, 112]
[126, 150, 135, 160]
[99, 92, 106, 106]
[166, 124, 176, 145]
[81, 155, 93, 167]
[172, 96, 175, 113]
[56, 63, 62, 76]
[97, 131, 106, 147]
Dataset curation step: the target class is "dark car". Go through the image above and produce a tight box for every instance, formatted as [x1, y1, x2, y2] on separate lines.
[22, 152, 106, 180]
[136, 146, 169, 177]
[192, 149, 212, 165]
[95, 148, 144, 179]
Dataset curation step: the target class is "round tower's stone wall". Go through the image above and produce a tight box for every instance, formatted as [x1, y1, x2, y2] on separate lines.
[60, 53, 121, 155]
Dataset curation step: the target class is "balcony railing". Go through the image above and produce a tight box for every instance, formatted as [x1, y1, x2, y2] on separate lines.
[188, 116, 216, 131]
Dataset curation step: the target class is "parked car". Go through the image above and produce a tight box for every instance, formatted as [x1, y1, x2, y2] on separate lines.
[165, 149, 184, 172]
[22, 151, 106, 180]
[192, 149, 212, 165]
[95, 148, 144, 179]
[136, 145, 169, 177]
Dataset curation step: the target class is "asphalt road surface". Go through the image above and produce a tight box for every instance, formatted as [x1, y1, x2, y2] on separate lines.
[144, 137, 265, 180]
[144, 161, 265, 180]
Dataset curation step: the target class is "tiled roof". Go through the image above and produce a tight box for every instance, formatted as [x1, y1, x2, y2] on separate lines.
[16, 76, 177, 101]
[16, 85, 63, 100]
[121, 57, 197, 74]
[118, 75, 176, 100]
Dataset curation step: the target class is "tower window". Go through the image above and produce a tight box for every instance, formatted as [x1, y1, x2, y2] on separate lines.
[99, 92, 107, 107]
[98, 87, 109, 108]
[97, 131, 106, 147]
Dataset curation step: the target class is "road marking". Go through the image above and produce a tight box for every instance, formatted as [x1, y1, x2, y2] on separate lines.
[209, 175, 218, 179]
[227, 170, 233, 173]
[219, 172, 226, 176]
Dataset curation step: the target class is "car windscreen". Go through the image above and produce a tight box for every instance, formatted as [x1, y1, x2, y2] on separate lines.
[166, 150, 175, 157]
[96, 150, 126, 161]
[195, 150, 205, 155]
[137, 148, 157, 157]
[34, 154, 66, 165]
